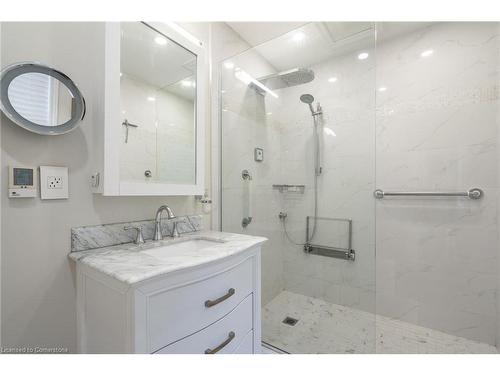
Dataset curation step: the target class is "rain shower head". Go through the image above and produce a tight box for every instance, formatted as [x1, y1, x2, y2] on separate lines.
[250, 68, 315, 95]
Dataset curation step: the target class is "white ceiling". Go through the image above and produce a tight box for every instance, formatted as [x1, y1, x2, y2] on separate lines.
[226, 22, 431, 74]
[231, 22, 374, 73]
[226, 22, 308, 47]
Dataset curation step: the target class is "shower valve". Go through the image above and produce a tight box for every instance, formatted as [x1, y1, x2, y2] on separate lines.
[278, 212, 287, 220]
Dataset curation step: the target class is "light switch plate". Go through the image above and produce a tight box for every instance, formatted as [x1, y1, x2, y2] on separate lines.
[40, 166, 69, 200]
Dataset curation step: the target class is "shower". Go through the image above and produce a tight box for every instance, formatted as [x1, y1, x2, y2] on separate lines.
[281, 93, 323, 246]
[249, 68, 315, 95]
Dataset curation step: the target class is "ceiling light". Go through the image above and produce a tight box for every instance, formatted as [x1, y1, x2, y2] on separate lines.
[147, 96, 156, 101]
[224, 61, 234, 69]
[292, 32, 305, 42]
[222, 108, 228, 112]
[421, 49, 434, 57]
[164, 22, 202, 47]
[120, 72, 123, 77]
[181, 80, 195, 87]
[358, 52, 369, 60]
[266, 112, 273, 115]
[154, 36, 167, 46]
[328, 77, 338, 83]
[378, 86, 387, 92]
[324, 128, 336, 137]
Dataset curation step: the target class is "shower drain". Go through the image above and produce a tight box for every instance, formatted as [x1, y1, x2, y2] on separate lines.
[282, 316, 299, 326]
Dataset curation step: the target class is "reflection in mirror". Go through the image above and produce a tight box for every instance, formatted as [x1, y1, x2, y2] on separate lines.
[0, 63, 86, 135]
[120, 22, 197, 185]
[8, 72, 74, 127]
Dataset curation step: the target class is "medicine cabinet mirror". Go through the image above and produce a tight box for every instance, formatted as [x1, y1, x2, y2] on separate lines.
[95, 22, 206, 196]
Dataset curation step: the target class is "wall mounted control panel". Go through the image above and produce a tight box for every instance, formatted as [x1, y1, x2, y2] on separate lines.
[8, 166, 37, 198]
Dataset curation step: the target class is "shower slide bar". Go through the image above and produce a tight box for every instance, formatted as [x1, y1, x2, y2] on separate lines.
[304, 216, 355, 261]
[373, 187, 483, 200]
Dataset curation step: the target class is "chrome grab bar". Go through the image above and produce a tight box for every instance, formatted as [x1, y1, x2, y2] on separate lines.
[204, 331, 235, 354]
[373, 188, 483, 200]
[205, 288, 235, 308]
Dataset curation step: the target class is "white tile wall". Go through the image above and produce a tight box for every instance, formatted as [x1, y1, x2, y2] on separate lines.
[376, 22, 500, 345]
[120, 75, 195, 184]
[222, 22, 500, 348]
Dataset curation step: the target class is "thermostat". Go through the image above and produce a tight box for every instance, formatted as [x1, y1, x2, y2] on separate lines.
[8, 166, 37, 198]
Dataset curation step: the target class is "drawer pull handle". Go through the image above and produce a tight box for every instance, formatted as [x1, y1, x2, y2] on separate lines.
[205, 288, 235, 308]
[204, 331, 236, 354]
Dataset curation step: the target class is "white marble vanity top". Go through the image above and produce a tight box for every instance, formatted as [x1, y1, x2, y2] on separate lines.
[68, 231, 267, 285]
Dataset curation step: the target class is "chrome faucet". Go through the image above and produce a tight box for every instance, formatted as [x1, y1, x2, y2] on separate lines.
[153, 205, 179, 241]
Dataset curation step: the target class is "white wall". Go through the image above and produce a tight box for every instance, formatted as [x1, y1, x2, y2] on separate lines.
[0, 22, 208, 352]
[376, 22, 500, 345]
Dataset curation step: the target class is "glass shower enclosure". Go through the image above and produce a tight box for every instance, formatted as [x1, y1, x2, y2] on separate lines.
[219, 22, 500, 354]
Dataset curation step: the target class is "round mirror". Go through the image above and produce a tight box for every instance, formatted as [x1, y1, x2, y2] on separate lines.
[0, 62, 86, 135]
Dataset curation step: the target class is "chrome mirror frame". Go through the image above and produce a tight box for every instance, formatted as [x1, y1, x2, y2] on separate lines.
[0, 62, 86, 135]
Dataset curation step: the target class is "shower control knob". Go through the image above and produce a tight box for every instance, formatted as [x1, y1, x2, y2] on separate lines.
[278, 212, 287, 220]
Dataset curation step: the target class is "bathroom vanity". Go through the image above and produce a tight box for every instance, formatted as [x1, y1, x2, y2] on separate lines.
[69, 230, 265, 354]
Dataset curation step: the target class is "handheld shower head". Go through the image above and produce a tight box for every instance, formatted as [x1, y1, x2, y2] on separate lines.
[300, 94, 314, 104]
[300, 94, 316, 115]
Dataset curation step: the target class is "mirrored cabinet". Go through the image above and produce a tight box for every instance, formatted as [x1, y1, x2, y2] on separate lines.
[93, 22, 206, 196]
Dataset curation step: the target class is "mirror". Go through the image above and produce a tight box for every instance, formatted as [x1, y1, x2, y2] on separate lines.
[0, 63, 86, 135]
[119, 22, 197, 186]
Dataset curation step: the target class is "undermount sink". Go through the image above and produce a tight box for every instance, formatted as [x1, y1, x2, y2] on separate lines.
[141, 239, 222, 260]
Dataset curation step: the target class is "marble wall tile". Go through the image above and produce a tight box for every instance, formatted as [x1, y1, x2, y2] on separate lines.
[376, 22, 500, 345]
[71, 215, 202, 252]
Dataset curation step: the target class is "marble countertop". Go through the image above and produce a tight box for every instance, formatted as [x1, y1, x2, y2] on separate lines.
[68, 231, 267, 285]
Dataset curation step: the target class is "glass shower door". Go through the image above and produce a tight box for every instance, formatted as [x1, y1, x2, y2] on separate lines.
[220, 22, 377, 353]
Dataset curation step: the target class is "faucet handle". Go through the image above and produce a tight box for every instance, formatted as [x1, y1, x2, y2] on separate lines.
[124, 225, 145, 245]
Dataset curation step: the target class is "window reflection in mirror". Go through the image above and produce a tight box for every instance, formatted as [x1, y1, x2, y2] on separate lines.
[8, 72, 74, 127]
[119, 22, 197, 185]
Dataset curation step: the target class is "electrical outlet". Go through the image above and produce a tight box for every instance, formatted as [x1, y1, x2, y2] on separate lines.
[47, 176, 63, 189]
[40, 166, 69, 199]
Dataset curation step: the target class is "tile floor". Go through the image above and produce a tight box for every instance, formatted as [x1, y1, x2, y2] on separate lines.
[262, 291, 498, 354]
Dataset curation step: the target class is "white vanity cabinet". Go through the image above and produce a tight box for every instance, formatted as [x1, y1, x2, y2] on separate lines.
[75, 246, 261, 354]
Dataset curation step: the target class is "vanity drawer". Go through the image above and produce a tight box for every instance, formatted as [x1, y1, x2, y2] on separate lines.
[146, 257, 254, 352]
[233, 329, 254, 354]
[155, 294, 253, 354]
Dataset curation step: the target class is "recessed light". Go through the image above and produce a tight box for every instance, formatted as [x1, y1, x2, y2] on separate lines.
[222, 108, 228, 112]
[154, 36, 167, 46]
[358, 52, 369, 60]
[421, 49, 434, 57]
[120, 72, 123, 77]
[221, 90, 226, 94]
[324, 128, 336, 137]
[266, 112, 273, 115]
[292, 32, 305, 42]
[224, 61, 234, 69]
[328, 77, 338, 83]
[378, 86, 387, 92]
[147, 96, 156, 101]
[181, 80, 194, 87]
